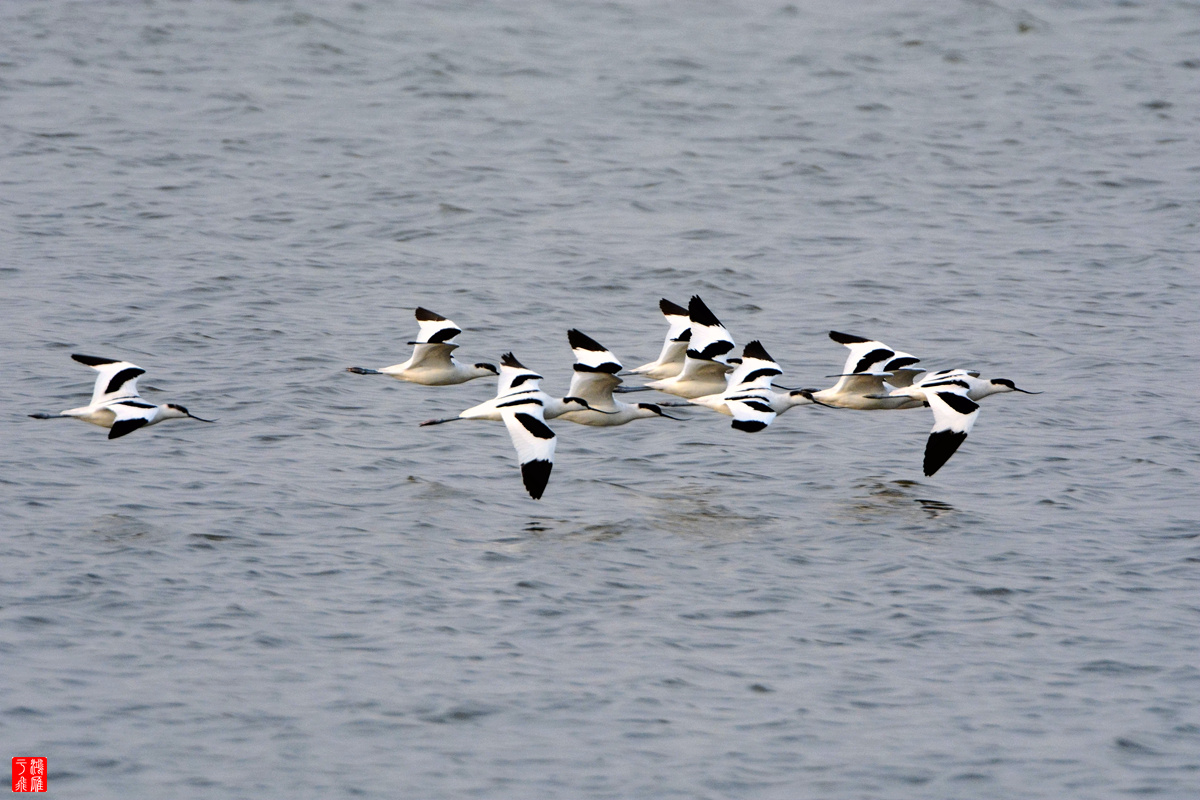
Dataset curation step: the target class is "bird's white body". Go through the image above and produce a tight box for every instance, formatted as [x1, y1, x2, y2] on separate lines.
[811, 331, 922, 410]
[560, 403, 667, 426]
[556, 329, 678, 426]
[60, 400, 192, 429]
[349, 307, 498, 386]
[812, 376, 910, 410]
[32, 354, 213, 439]
[377, 350, 497, 386]
[690, 388, 818, 419]
[629, 298, 691, 379]
[645, 295, 737, 399]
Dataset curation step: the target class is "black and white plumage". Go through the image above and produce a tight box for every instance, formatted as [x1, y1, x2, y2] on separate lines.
[629, 298, 692, 379]
[419, 353, 601, 499]
[347, 307, 498, 385]
[887, 375, 982, 475]
[811, 331, 922, 410]
[688, 341, 820, 432]
[29, 354, 215, 439]
[643, 296, 737, 399]
[557, 330, 680, 426]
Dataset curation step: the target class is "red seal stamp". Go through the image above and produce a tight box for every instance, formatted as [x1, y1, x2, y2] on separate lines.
[11, 758, 46, 793]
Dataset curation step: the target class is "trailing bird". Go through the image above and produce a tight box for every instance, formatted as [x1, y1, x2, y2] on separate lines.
[30, 354, 214, 439]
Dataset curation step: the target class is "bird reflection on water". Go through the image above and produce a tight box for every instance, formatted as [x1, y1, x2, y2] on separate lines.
[839, 478, 959, 523]
[914, 498, 956, 519]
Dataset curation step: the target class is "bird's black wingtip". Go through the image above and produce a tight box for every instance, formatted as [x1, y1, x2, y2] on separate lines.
[414, 307, 447, 322]
[72, 354, 121, 367]
[923, 430, 968, 476]
[521, 459, 553, 500]
[688, 295, 723, 328]
[659, 298, 688, 317]
[742, 340, 773, 363]
[567, 329, 607, 353]
[828, 331, 871, 345]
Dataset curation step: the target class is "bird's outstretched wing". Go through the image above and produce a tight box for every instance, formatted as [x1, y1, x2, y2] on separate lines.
[412, 307, 463, 344]
[405, 342, 459, 370]
[73, 354, 145, 406]
[500, 402, 557, 500]
[686, 296, 736, 364]
[566, 329, 622, 407]
[496, 353, 544, 397]
[922, 383, 980, 476]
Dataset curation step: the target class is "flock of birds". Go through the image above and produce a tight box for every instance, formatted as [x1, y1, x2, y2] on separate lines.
[30, 296, 1039, 501]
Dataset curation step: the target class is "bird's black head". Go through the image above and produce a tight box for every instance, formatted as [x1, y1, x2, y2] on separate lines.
[166, 403, 216, 422]
[563, 396, 591, 409]
[793, 389, 834, 408]
[475, 362, 499, 375]
[637, 402, 682, 420]
[990, 377, 1039, 394]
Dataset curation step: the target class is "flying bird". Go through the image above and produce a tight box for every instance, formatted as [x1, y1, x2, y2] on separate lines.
[347, 307, 498, 385]
[30, 354, 214, 439]
[810, 331, 922, 410]
[556, 329, 681, 426]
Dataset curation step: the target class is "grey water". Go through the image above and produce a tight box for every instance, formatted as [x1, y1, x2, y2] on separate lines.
[2, 1, 1199, 797]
